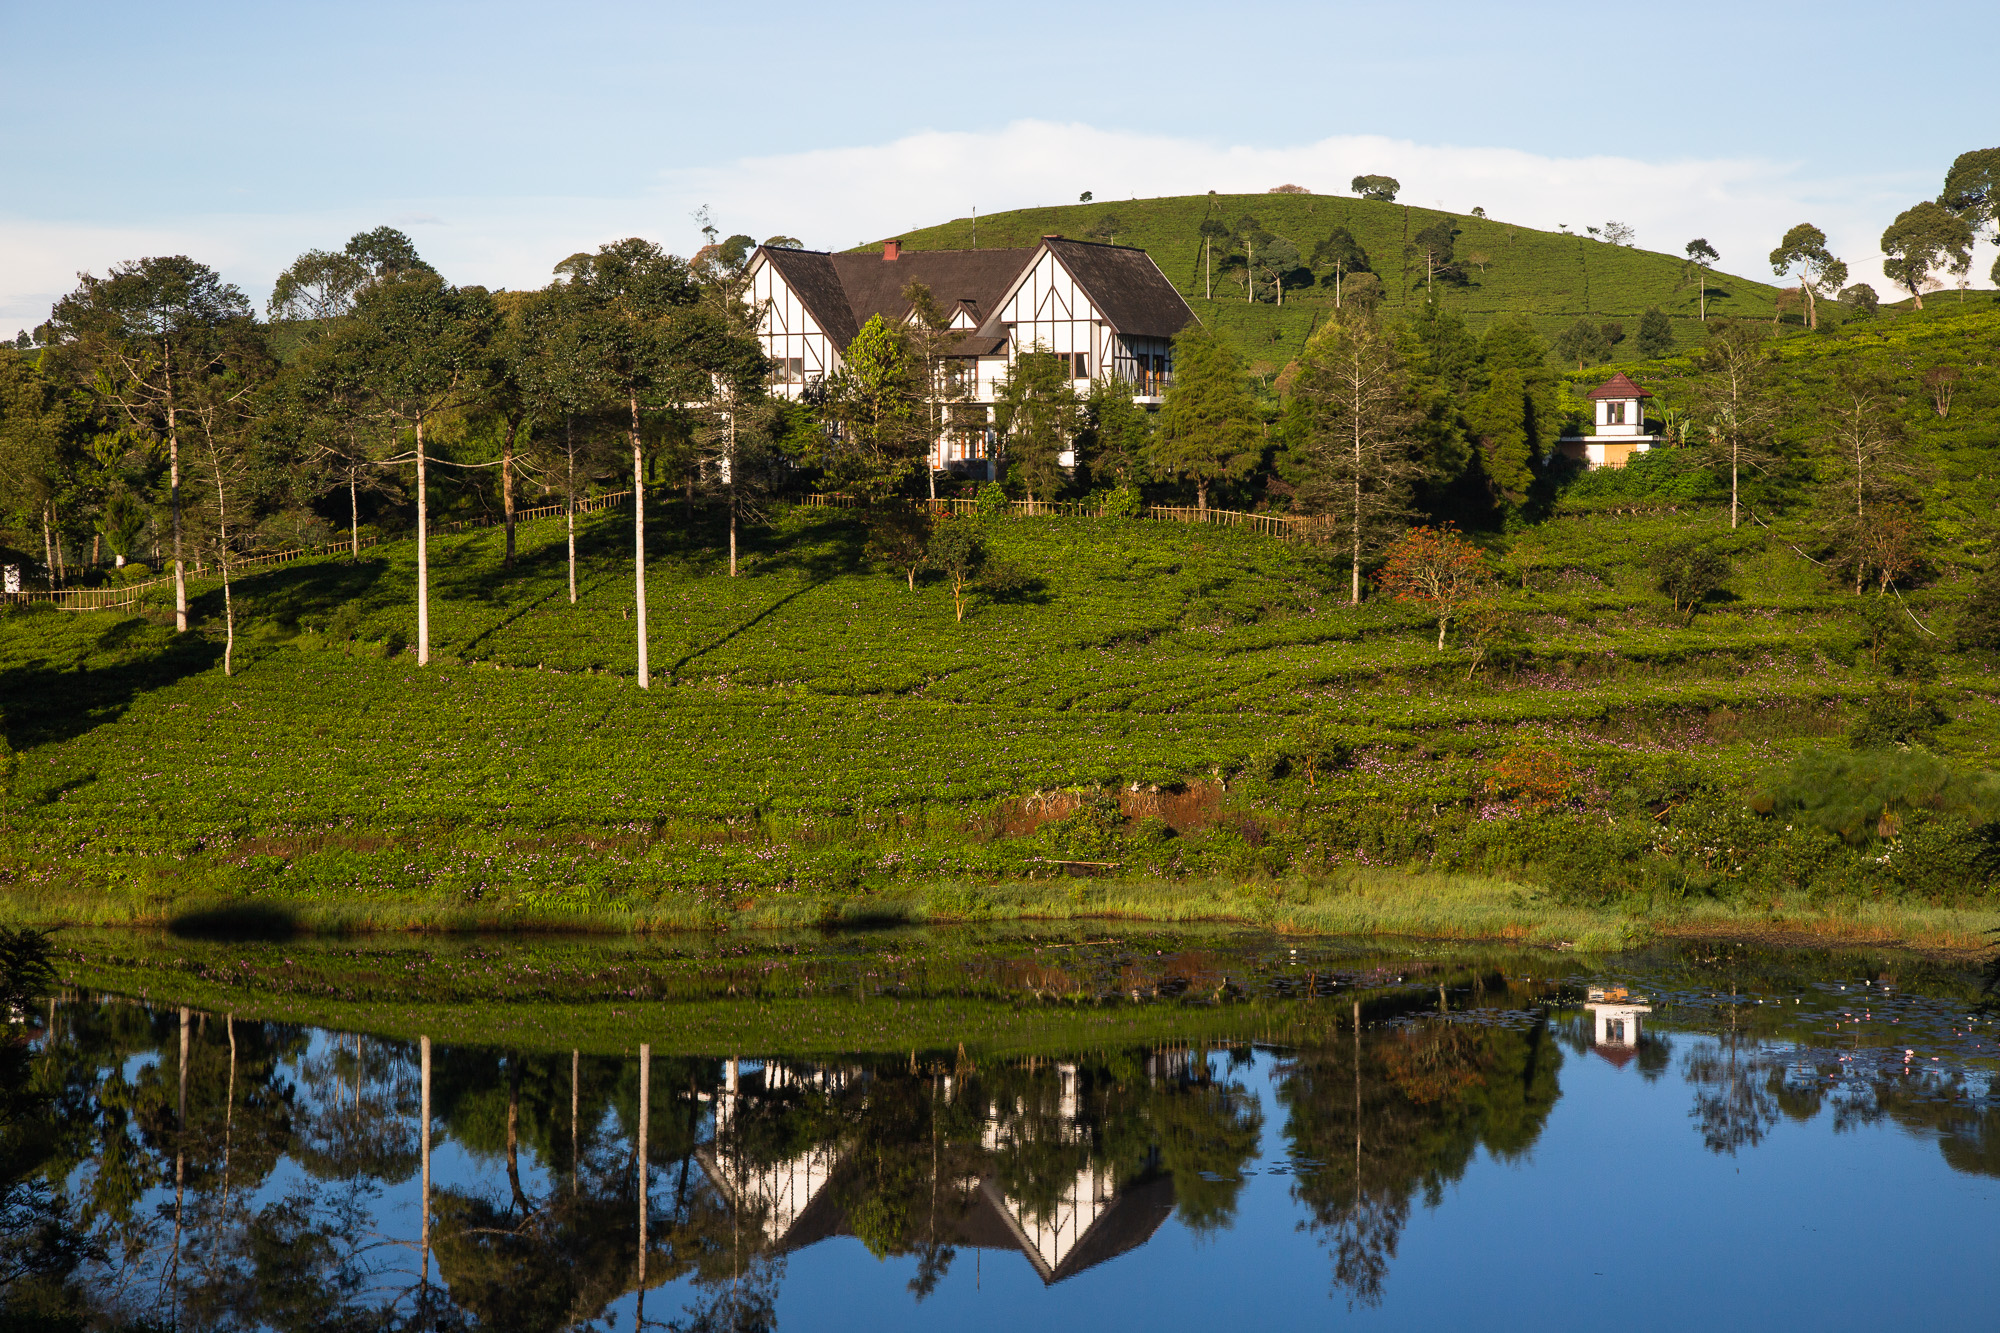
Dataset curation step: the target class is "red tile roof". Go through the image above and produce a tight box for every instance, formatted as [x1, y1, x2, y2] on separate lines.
[1586, 371, 1653, 400]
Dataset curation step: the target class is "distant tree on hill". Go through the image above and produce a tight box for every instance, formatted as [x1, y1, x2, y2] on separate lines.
[1198, 217, 1231, 301]
[866, 502, 932, 590]
[1251, 233, 1307, 305]
[762, 235, 805, 250]
[1551, 318, 1612, 370]
[1839, 283, 1880, 316]
[1815, 379, 1926, 593]
[1351, 175, 1400, 203]
[1083, 213, 1122, 243]
[1636, 307, 1674, 359]
[1601, 221, 1636, 247]
[1079, 191, 1093, 203]
[1478, 317, 1548, 372]
[1691, 324, 1780, 530]
[1151, 325, 1260, 512]
[993, 347, 1082, 503]
[1470, 206, 1487, 219]
[513, 285, 618, 604]
[1880, 201, 1974, 309]
[1286, 312, 1422, 603]
[1406, 218, 1461, 295]
[1683, 239, 1720, 319]
[1939, 147, 2000, 240]
[1768, 224, 1848, 329]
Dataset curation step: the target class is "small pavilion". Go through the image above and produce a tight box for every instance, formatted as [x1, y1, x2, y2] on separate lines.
[1557, 371, 1659, 470]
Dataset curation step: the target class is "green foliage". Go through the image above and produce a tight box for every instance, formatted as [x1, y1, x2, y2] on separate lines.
[1100, 483, 1143, 519]
[1752, 748, 2000, 843]
[1350, 175, 1400, 202]
[822, 315, 923, 499]
[1848, 687, 1949, 749]
[974, 482, 1009, 518]
[1879, 201, 1975, 307]
[1151, 325, 1260, 508]
[1652, 535, 1731, 621]
[993, 349, 1081, 501]
[1080, 380, 1153, 484]
[1551, 318, 1613, 370]
[1466, 369, 1534, 507]
[1957, 565, 2000, 650]
[1635, 307, 1674, 359]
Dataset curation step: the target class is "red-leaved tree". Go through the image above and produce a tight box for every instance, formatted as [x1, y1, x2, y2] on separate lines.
[1379, 525, 1489, 651]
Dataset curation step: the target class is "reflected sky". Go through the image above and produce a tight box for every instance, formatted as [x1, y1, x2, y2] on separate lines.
[12, 952, 1998, 1331]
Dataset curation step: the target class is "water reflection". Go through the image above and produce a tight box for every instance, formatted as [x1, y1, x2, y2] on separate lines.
[3, 951, 1997, 1330]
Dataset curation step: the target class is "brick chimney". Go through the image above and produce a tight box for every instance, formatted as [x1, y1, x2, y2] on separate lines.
[882, 239, 901, 261]
[1042, 233, 1061, 241]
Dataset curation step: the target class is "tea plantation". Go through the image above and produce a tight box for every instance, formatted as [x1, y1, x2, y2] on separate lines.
[5, 489, 1998, 945]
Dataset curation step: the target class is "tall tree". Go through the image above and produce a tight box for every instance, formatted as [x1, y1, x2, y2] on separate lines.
[1880, 201, 1975, 308]
[821, 315, 926, 501]
[1465, 369, 1535, 511]
[1816, 379, 1924, 593]
[1350, 175, 1400, 202]
[44, 257, 253, 630]
[1635, 307, 1675, 359]
[1286, 314, 1423, 603]
[992, 348, 1082, 503]
[1406, 218, 1460, 295]
[1150, 325, 1260, 512]
[186, 365, 267, 675]
[515, 285, 616, 605]
[1938, 147, 2000, 240]
[1683, 239, 1720, 319]
[317, 272, 498, 666]
[1078, 379, 1154, 485]
[270, 226, 436, 326]
[1310, 228, 1372, 308]
[1691, 324, 1781, 530]
[553, 239, 700, 688]
[901, 282, 970, 500]
[1767, 224, 1848, 330]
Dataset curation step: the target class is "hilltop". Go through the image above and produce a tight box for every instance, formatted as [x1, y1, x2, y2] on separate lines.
[866, 192, 1799, 371]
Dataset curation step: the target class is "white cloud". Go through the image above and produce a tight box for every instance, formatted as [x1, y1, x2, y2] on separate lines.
[0, 121, 1982, 331]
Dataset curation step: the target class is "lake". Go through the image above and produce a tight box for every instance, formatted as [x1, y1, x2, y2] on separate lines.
[14, 933, 1999, 1330]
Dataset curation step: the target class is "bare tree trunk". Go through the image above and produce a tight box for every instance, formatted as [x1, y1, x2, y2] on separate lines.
[416, 413, 430, 666]
[636, 1044, 650, 1300]
[1197, 478, 1209, 513]
[728, 486, 738, 578]
[1730, 445, 1739, 530]
[507, 1059, 529, 1216]
[571, 1049, 579, 1194]
[630, 394, 649, 688]
[167, 358, 186, 632]
[348, 473, 360, 559]
[420, 1036, 432, 1306]
[1351, 412, 1364, 604]
[41, 504, 55, 588]
[502, 424, 517, 567]
[565, 414, 578, 605]
[1244, 237, 1254, 303]
[1205, 237, 1212, 301]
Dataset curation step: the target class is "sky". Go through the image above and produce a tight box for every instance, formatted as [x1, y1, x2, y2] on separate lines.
[2, 0, 1995, 332]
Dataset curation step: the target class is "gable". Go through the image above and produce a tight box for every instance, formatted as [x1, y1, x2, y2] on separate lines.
[1043, 239, 1193, 338]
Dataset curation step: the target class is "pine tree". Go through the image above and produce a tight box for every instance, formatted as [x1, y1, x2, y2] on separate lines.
[1149, 325, 1260, 512]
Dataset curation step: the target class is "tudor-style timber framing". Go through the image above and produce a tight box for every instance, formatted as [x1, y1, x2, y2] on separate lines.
[742, 235, 1195, 477]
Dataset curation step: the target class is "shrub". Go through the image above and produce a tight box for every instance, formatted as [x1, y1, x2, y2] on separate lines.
[1484, 743, 1574, 809]
[974, 482, 1009, 518]
[1752, 747, 2000, 843]
[1848, 687, 1949, 749]
[1957, 564, 2000, 651]
[1101, 483, 1143, 519]
[1653, 536, 1730, 622]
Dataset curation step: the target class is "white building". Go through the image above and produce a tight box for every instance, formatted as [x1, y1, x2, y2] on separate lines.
[742, 236, 1194, 477]
[1557, 372, 1660, 470]
[1585, 986, 1653, 1069]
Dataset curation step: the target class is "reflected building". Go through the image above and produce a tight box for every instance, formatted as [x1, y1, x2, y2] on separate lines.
[1585, 986, 1653, 1070]
[696, 1054, 1188, 1285]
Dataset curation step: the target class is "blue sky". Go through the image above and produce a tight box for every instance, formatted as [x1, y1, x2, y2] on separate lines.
[2, 0, 1994, 329]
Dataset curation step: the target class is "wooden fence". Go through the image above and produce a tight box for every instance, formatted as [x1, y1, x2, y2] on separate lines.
[11, 490, 636, 612]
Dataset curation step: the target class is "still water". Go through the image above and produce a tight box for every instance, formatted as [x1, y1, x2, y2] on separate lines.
[18, 938, 2000, 1331]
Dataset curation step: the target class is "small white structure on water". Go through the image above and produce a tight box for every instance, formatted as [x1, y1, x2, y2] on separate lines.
[1557, 372, 1659, 470]
[1585, 985, 1653, 1068]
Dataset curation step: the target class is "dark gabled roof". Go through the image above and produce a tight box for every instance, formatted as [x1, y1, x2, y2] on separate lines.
[757, 247, 860, 346]
[830, 246, 1035, 343]
[1586, 371, 1653, 400]
[1043, 238, 1194, 338]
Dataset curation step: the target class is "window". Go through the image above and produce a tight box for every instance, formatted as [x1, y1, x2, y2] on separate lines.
[771, 357, 804, 384]
[1605, 1019, 1626, 1043]
[1072, 351, 1090, 379]
[1606, 401, 1626, 426]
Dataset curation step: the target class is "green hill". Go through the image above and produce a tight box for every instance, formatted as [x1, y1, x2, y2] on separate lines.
[868, 193, 1797, 371]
